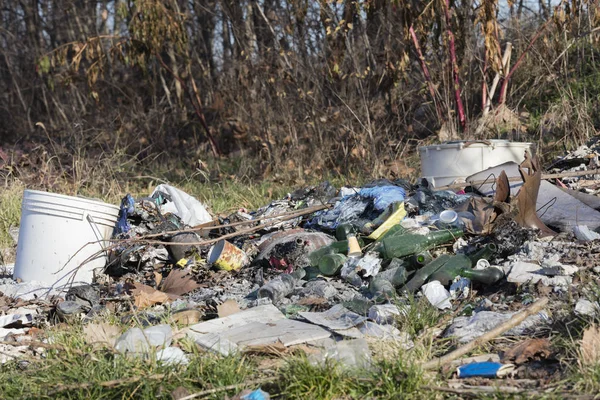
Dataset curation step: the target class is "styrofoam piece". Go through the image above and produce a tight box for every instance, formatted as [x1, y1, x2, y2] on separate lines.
[419, 140, 533, 188]
[14, 190, 119, 285]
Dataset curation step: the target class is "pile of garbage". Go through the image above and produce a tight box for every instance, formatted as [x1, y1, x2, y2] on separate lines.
[3, 145, 600, 388]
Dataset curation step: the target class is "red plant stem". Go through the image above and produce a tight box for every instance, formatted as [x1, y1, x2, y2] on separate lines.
[409, 25, 445, 123]
[499, 18, 551, 105]
[482, 50, 488, 111]
[444, 0, 466, 131]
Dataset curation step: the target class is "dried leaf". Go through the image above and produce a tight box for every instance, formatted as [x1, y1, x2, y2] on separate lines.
[581, 325, 600, 365]
[297, 297, 328, 306]
[494, 170, 511, 203]
[83, 323, 121, 349]
[154, 272, 163, 287]
[171, 386, 191, 400]
[132, 283, 174, 309]
[217, 299, 240, 318]
[503, 338, 552, 365]
[160, 269, 200, 296]
[170, 309, 202, 325]
[514, 152, 557, 237]
[455, 196, 497, 234]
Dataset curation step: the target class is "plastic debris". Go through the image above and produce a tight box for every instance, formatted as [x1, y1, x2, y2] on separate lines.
[457, 361, 515, 378]
[421, 280, 452, 310]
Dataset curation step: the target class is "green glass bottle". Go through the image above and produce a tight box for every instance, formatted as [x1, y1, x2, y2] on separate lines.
[467, 243, 497, 265]
[335, 223, 354, 241]
[374, 228, 464, 260]
[318, 253, 347, 276]
[428, 254, 504, 286]
[411, 251, 433, 268]
[308, 238, 365, 267]
[375, 224, 407, 242]
[401, 254, 454, 293]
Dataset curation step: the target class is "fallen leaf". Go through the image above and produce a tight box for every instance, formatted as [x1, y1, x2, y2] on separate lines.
[581, 325, 600, 365]
[161, 269, 200, 296]
[170, 309, 202, 325]
[455, 196, 497, 234]
[154, 272, 163, 287]
[217, 299, 240, 318]
[83, 323, 121, 349]
[514, 152, 557, 237]
[171, 386, 191, 400]
[494, 170, 511, 203]
[503, 338, 552, 364]
[297, 297, 328, 306]
[132, 283, 175, 309]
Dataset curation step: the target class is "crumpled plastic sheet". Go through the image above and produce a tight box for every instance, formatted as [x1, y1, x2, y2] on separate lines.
[445, 310, 551, 343]
[151, 184, 212, 226]
[308, 185, 406, 230]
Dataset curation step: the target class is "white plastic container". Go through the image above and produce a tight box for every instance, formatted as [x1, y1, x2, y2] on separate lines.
[14, 190, 120, 286]
[418, 140, 533, 187]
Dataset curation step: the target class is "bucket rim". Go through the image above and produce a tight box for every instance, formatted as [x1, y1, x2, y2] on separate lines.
[23, 189, 120, 212]
[418, 141, 533, 151]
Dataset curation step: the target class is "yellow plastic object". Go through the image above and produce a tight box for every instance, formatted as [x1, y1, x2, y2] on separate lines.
[176, 258, 189, 268]
[367, 203, 407, 240]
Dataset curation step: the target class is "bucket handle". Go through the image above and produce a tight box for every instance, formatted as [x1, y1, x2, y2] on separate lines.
[85, 212, 110, 259]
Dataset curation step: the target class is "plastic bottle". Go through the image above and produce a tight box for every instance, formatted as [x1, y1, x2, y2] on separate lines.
[374, 228, 464, 259]
[257, 269, 306, 303]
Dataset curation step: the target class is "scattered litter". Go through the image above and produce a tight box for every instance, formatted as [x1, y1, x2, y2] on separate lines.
[368, 304, 403, 325]
[298, 304, 367, 331]
[445, 310, 550, 343]
[5, 143, 600, 387]
[115, 324, 173, 355]
[151, 184, 212, 226]
[422, 281, 452, 310]
[575, 299, 600, 317]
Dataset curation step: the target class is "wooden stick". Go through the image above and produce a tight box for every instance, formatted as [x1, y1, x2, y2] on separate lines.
[178, 377, 275, 400]
[140, 204, 330, 239]
[421, 297, 549, 370]
[121, 205, 329, 247]
[433, 169, 600, 191]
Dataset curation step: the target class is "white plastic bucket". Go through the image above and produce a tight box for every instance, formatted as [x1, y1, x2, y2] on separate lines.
[418, 140, 533, 187]
[14, 190, 120, 286]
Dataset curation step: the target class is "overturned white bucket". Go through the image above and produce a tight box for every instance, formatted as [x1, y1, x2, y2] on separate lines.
[419, 140, 533, 188]
[14, 190, 119, 286]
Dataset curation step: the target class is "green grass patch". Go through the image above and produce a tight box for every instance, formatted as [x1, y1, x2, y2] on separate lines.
[0, 181, 23, 251]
